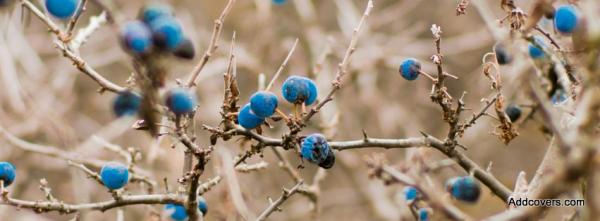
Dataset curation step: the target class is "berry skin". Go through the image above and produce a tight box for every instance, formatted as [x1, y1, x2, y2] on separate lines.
[113, 91, 142, 117]
[120, 21, 153, 54]
[164, 198, 208, 220]
[45, 0, 80, 19]
[551, 88, 568, 104]
[301, 134, 335, 169]
[150, 17, 184, 50]
[403, 186, 418, 201]
[418, 208, 430, 221]
[281, 76, 318, 105]
[504, 104, 522, 123]
[528, 37, 545, 59]
[237, 103, 265, 129]
[494, 43, 512, 65]
[166, 88, 197, 115]
[250, 91, 278, 118]
[100, 162, 129, 190]
[272, 0, 286, 5]
[173, 38, 196, 59]
[0, 162, 16, 187]
[399, 58, 421, 81]
[445, 176, 481, 203]
[554, 5, 579, 34]
[140, 3, 173, 24]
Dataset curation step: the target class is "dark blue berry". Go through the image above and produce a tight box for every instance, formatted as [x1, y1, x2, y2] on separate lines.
[150, 17, 184, 50]
[45, 0, 80, 19]
[198, 196, 208, 215]
[249, 91, 278, 118]
[166, 88, 197, 115]
[318, 148, 335, 169]
[140, 3, 173, 24]
[418, 208, 430, 221]
[281, 76, 318, 105]
[403, 186, 418, 201]
[121, 21, 153, 54]
[528, 36, 545, 59]
[238, 103, 265, 129]
[113, 91, 142, 117]
[164, 198, 208, 221]
[494, 43, 512, 65]
[551, 88, 568, 104]
[173, 38, 196, 59]
[272, 0, 286, 5]
[301, 134, 334, 169]
[0, 162, 16, 187]
[554, 5, 579, 34]
[100, 162, 129, 190]
[446, 176, 481, 203]
[505, 104, 522, 122]
[399, 58, 421, 81]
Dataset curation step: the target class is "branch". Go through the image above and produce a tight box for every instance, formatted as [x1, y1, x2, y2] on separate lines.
[255, 181, 303, 221]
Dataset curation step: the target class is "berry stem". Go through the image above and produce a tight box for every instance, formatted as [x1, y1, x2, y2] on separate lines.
[275, 108, 291, 123]
[418, 70, 437, 82]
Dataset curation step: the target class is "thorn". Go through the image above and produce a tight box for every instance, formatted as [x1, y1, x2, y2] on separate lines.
[362, 129, 369, 141]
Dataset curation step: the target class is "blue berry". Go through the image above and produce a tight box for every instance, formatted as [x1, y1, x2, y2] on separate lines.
[150, 17, 184, 50]
[100, 162, 129, 190]
[121, 21, 153, 54]
[418, 208, 430, 221]
[399, 58, 421, 81]
[505, 104, 522, 122]
[494, 43, 512, 65]
[528, 36, 545, 59]
[237, 103, 265, 129]
[45, 0, 80, 19]
[0, 0, 11, 7]
[0, 162, 16, 187]
[554, 5, 579, 34]
[250, 91, 278, 118]
[281, 76, 318, 105]
[403, 186, 418, 201]
[113, 91, 142, 117]
[446, 176, 481, 203]
[140, 3, 173, 24]
[164, 198, 208, 220]
[166, 88, 197, 115]
[272, 0, 286, 5]
[551, 88, 568, 104]
[301, 134, 335, 169]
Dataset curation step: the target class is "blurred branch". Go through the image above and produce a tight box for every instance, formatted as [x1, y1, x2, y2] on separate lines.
[255, 181, 303, 221]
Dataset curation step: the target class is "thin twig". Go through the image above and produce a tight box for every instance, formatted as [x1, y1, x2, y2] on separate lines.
[255, 181, 303, 221]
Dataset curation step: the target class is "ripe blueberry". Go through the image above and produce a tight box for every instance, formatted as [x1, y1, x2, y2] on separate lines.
[403, 186, 418, 201]
[528, 36, 545, 59]
[173, 38, 196, 59]
[113, 91, 142, 117]
[45, 0, 80, 19]
[445, 176, 481, 203]
[281, 76, 318, 105]
[0, 162, 16, 187]
[237, 103, 265, 129]
[494, 43, 512, 65]
[272, 0, 287, 5]
[554, 5, 579, 34]
[120, 21, 153, 54]
[100, 162, 129, 190]
[164, 198, 208, 220]
[140, 3, 173, 24]
[150, 17, 184, 50]
[399, 58, 421, 81]
[166, 88, 197, 115]
[418, 208, 430, 221]
[505, 104, 522, 122]
[250, 91, 278, 118]
[301, 134, 335, 169]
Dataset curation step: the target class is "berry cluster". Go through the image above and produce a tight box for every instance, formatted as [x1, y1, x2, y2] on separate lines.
[112, 88, 196, 117]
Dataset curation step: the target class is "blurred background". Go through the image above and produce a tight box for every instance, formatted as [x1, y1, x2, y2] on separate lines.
[0, 0, 570, 220]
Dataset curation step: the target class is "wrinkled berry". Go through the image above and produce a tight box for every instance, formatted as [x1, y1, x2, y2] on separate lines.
[100, 162, 129, 190]
[150, 17, 184, 50]
[140, 3, 173, 24]
[528, 36, 545, 59]
[238, 103, 264, 129]
[45, 0, 80, 19]
[554, 5, 579, 34]
[403, 186, 418, 201]
[505, 104, 522, 122]
[250, 91, 278, 118]
[494, 43, 512, 65]
[399, 58, 422, 81]
[113, 91, 142, 117]
[0, 162, 16, 187]
[446, 176, 481, 203]
[301, 134, 335, 169]
[166, 88, 197, 115]
[120, 21, 153, 54]
[281, 76, 318, 105]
